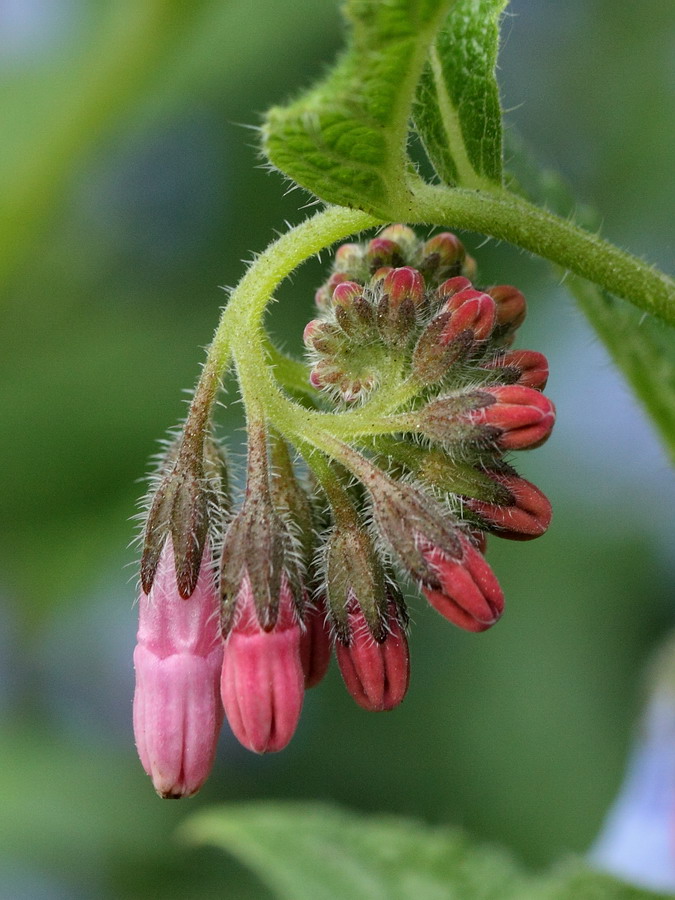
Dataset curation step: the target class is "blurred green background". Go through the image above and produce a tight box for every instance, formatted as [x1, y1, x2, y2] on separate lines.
[0, 1, 673, 897]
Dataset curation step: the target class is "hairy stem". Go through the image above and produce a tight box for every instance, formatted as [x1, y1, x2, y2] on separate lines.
[405, 181, 675, 326]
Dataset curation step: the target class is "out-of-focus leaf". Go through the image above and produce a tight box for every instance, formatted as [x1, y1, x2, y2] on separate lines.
[263, 0, 455, 216]
[0, 0, 215, 285]
[412, 0, 507, 189]
[183, 802, 663, 900]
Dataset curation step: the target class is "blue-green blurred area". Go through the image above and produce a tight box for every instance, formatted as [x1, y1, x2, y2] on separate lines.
[0, 0, 673, 896]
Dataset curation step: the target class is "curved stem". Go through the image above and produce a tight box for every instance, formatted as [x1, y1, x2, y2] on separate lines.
[404, 181, 675, 326]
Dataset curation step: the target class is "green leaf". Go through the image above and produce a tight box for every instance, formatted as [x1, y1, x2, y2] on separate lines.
[412, 0, 507, 189]
[262, 0, 455, 217]
[505, 132, 675, 462]
[182, 802, 664, 900]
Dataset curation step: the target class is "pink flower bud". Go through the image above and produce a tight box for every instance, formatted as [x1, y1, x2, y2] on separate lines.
[334, 242, 365, 275]
[332, 280, 363, 309]
[366, 237, 404, 270]
[133, 539, 223, 798]
[440, 290, 497, 343]
[420, 536, 504, 632]
[466, 472, 552, 540]
[468, 384, 556, 450]
[299, 599, 332, 689]
[382, 266, 426, 309]
[302, 318, 322, 347]
[335, 602, 409, 711]
[435, 276, 472, 301]
[423, 232, 466, 268]
[315, 272, 349, 311]
[487, 285, 527, 331]
[377, 224, 418, 255]
[485, 349, 549, 390]
[220, 575, 304, 754]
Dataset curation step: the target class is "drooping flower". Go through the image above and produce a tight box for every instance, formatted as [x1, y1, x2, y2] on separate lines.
[133, 538, 223, 798]
[220, 573, 304, 754]
[334, 598, 410, 712]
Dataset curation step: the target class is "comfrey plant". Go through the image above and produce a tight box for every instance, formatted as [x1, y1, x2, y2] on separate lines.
[133, 0, 674, 800]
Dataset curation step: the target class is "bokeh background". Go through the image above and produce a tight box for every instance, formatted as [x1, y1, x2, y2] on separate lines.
[0, 1, 673, 897]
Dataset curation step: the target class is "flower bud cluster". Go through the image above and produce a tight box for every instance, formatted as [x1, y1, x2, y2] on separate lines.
[301, 229, 554, 690]
[132, 225, 555, 797]
[306, 226, 480, 403]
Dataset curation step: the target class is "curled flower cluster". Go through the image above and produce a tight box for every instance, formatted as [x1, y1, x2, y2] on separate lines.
[133, 225, 555, 798]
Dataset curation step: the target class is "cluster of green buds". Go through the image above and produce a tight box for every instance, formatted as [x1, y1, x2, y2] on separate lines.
[132, 223, 555, 798]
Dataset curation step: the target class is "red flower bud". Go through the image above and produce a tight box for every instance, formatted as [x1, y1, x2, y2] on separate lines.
[435, 276, 472, 302]
[299, 599, 332, 689]
[315, 272, 349, 311]
[423, 233, 466, 268]
[466, 472, 552, 540]
[365, 238, 404, 271]
[335, 601, 409, 711]
[485, 349, 549, 390]
[220, 575, 304, 754]
[468, 384, 556, 450]
[420, 536, 504, 632]
[382, 266, 426, 309]
[488, 284, 527, 327]
[332, 280, 364, 309]
[440, 290, 497, 343]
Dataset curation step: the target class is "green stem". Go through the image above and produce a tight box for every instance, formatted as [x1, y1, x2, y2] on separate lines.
[263, 336, 315, 398]
[297, 443, 359, 530]
[404, 181, 675, 326]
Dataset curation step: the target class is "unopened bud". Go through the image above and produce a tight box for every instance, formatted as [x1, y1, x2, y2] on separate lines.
[334, 242, 366, 280]
[420, 233, 466, 284]
[220, 574, 304, 753]
[220, 428, 300, 633]
[299, 597, 332, 688]
[332, 280, 364, 309]
[466, 470, 552, 539]
[375, 266, 425, 345]
[133, 539, 223, 797]
[440, 289, 497, 342]
[326, 525, 388, 643]
[414, 390, 498, 447]
[411, 310, 474, 384]
[484, 349, 549, 390]
[363, 466, 465, 591]
[365, 238, 404, 271]
[420, 534, 504, 632]
[466, 384, 556, 450]
[487, 285, 527, 344]
[315, 272, 349, 311]
[335, 600, 410, 711]
[382, 267, 425, 309]
[435, 276, 473, 303]
[377, 224, 419, 258]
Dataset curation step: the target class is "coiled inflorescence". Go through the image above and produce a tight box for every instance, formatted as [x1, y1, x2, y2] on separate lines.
[133, 225, 555, 796]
